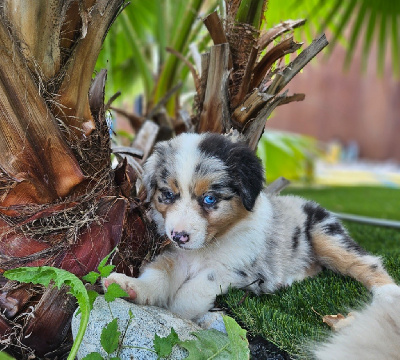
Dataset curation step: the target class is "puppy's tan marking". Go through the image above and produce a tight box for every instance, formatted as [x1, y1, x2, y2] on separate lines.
[207, 197, 249, 238]
[167, 178, 179, 194]
[313, 233, 394, 289]
[153, 191, 169, 217]
[192, 178, 211, 198]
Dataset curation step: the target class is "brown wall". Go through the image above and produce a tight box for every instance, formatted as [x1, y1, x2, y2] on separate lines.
[266, 36, 400, 161]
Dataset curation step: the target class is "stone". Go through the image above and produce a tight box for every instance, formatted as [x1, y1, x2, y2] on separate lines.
[71, 296, 201, 360]
[196, 311, 227, 333]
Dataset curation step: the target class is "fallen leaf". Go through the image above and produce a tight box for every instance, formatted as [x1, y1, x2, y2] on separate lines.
[323, 313, 355, 331]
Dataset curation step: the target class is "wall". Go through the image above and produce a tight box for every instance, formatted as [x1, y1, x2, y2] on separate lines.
[266, 35, 400, 161]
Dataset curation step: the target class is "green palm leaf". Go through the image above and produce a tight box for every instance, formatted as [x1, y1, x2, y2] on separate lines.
[344, 2, 367, 70]
[362, 8, 377, 72]
[265, 0, 400, 77]
[96, 0, 215, 110]
[391, 12, 400, 77]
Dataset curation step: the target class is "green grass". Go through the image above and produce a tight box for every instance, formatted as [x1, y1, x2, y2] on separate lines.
[219, 186, 400, 358]
[285, 186, 400, 220]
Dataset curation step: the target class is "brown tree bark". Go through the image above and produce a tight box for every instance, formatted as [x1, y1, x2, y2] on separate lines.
[193, 10, 328, 150]
[0, 1, 156, 358]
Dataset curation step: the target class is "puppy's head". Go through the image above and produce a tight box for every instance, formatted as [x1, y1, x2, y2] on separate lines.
[143, 133, 264, 250]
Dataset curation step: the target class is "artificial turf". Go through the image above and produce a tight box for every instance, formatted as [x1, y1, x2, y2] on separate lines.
[218, 186, 400, 359]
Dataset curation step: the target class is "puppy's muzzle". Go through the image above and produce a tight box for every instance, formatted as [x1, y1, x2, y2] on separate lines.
[171, 230, 190, 245]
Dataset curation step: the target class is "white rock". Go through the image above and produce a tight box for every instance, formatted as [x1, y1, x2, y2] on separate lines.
[71, 296, 201, 360]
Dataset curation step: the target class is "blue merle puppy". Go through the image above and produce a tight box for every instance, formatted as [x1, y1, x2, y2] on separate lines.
[105, 133, 396, 320]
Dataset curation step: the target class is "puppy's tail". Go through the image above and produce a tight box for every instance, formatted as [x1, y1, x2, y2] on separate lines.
[313, 284, 400, 360]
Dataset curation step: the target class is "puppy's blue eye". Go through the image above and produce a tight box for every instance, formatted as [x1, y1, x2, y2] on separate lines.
[162, 191, 175, 203]
[203, 195, 216, 205]
[164, 191, 174, 199]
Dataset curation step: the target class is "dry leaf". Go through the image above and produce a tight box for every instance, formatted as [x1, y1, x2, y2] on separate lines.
[323, 312, 355, 331]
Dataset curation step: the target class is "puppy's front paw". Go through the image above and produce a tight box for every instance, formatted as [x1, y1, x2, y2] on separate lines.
[103, 273, 139, 300]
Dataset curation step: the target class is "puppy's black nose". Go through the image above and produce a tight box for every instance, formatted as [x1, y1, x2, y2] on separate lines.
[171, 231, 190, 244]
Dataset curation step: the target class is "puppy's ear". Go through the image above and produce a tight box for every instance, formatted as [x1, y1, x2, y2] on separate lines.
[228, 144, 264, 211]
[142, 142, 167, 202]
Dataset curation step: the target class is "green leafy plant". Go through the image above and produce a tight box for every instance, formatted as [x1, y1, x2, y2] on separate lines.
[154, 328, 180, 359]
[3, 249, 126, 360]
[96, 0, 218, 110]
[81, 311, 250, 359]
[0, 352, 15, 360]
[180, 316, 250, 359]
[79, 303, 250, 359]
[82, 307, 137, 360]
[4, 249, 251, 360]
[257, 130, 319, 184]
[4, 266, 91, 360]
[152, 316, 249, 360]
[100, 318, 121, 356]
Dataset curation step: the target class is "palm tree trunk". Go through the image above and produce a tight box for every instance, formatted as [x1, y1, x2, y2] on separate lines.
[0, 1, 156, 357]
